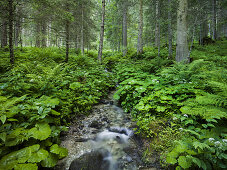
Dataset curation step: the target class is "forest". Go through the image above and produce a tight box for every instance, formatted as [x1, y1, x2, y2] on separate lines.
[0, 0, 227, 169]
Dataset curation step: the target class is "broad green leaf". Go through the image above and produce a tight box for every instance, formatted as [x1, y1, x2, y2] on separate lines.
[28, 123, 51, 140]
[51, 109, 61, 116]
[50, 144, 68, 159]
[178, 156, 192, 169]
[166, 156, 177, 164]
[28, 149, 49, 163]
[0, 115, 6, 124]
[14, 163, 38, 170]
[0, 132, 6, 142]
[0, 144, 40, 169]
[41, 153, 58, 167]
[166, 151, 179, 164]
[156, 106, 166, 112]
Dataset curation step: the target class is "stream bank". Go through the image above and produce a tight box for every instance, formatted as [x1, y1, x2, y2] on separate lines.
[54, 91, 161, 170]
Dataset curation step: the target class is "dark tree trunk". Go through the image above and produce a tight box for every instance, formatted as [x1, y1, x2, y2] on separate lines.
[212, 0, 217, 40]
[1, 20, 8, 48]
[98, 0, 105, 63]
[9, 0, 14, 64]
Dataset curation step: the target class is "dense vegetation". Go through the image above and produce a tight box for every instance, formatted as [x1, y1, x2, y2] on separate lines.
[0, 41, 226, 169]
[0, 48, 115, 169]
[113, 41, 227, 169]
[1, 0, 227, 169]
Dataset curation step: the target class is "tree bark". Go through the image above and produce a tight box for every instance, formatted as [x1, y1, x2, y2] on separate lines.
[137, 0, 143, 54]
[35, 22, 41, 47]
[155, 0, 160, 48]
[14, 5, 22, 47]
[41, 20, 47, 47]
[81, 5, 84, 55]
[9, 0, 14, 64]
[98, 0, 105, 63]
[65, 20, 70, 63]
[122, 1, 128, 56]
[1, 20, 8, 48]
[168, 0, 173, 59]
[212, 0, 217, 40]
[176, 0, 189, 63]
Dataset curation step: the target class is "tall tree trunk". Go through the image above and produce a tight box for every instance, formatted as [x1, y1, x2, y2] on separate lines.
[9, 0, 14, 64]
[212, 0, 217, 40]
[155, 0, 160, 48]
[168, 0, 173, 59]
[176, 0, 189, 63]
[137, 0, 143, 54]
[14, 5, 22, 47]
[65, 20, 69, 63]
[35, 22, 41, 47]
[81, 5, 84, 55]
[41, 20, 47, 47]
[1, 20, 8, 48]
[122, 1, 128, 56]
[98, 0, 105, 63]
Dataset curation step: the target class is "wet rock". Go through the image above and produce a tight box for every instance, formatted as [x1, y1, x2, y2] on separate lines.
[109, 100, 114, 105]
[101, 117, 108, 122]
[69, 149, 110, 170]
[89, 120, 102, 129]
[74, 138, 91, 142]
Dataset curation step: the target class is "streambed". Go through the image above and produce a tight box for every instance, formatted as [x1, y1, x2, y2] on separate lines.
[54, 91, 160, 170]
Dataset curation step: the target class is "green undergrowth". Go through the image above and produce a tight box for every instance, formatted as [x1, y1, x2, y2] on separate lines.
[0, 47, 115, 169]
[113, 42, 227, 169]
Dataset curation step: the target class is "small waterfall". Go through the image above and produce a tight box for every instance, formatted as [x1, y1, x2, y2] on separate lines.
[91, 127, 134, 170]
[56, 92, 157, 170]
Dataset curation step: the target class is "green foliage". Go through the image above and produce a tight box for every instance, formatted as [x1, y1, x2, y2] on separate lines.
[0, 47, 115, 169]
[114, 43, 227, 169]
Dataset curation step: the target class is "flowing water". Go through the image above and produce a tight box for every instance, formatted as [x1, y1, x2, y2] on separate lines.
[55, 91, 159, 170]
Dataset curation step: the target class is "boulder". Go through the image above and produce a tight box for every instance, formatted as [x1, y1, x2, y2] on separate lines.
[69, 149, 110, 170]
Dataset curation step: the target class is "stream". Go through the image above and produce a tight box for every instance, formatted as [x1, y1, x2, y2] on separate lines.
[54, 91, 159, 170]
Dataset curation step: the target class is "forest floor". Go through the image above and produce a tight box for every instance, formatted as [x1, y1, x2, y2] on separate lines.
[0, 41, 226, 170]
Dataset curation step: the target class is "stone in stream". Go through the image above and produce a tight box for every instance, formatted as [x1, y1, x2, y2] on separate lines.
[89, 120, 102, 129]
[69, 149, 110, 170]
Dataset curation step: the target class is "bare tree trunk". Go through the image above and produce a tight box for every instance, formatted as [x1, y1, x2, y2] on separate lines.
[137, 0, 143, 54]
[98, 0, 105, 63]
[35, 22, 41, 47]
[176, 0, 189, 63]
[188, 17, 197, 59]
[212, 0, 217, 40]
[155, 0, 160, 48]
[122, 1, 128, 56]
[81, 5, 84, 55]
[168, 0, 173, 59]
[118, 41, 121, 52]
[9, 0, 14, 64]
[14, 5, 22, 47]
[65, 20, 69, 63]
[1, 20, 8, 48]
[41, 20, 47, 47]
